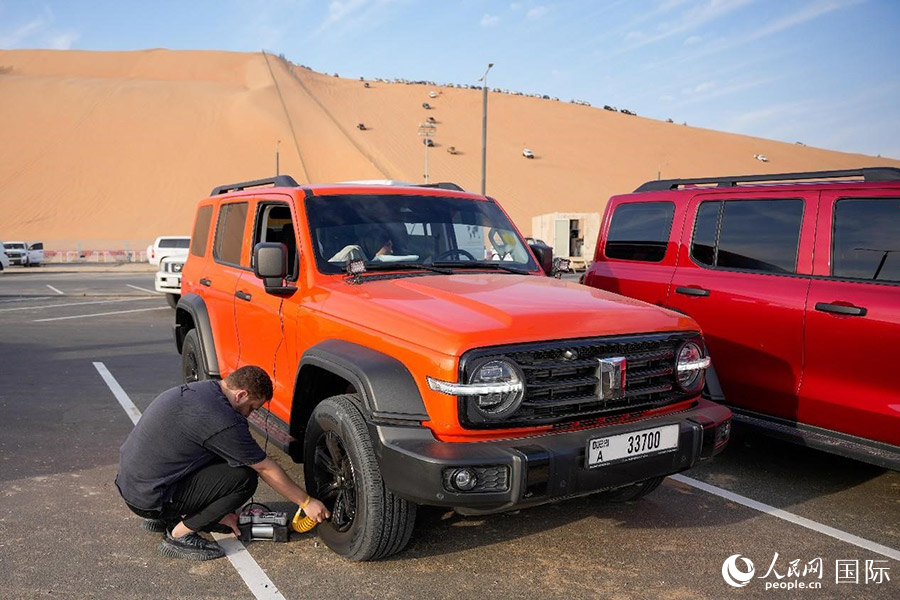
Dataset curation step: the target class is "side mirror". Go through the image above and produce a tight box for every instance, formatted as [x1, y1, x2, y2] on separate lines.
[253, 243, 296, 296]
[529, 242, 553, 276]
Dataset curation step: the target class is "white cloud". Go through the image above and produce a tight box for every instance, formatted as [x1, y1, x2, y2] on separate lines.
[321, 0, 368, 29]
[526, 6, 549, 20]
[480, 13, 500, 27]
[0, 18, 45, 47]
[47, 31, 79, 50]
[510, 2, 523, 10]
[625, 31, 647, 43]
[684, 35, 702, 45]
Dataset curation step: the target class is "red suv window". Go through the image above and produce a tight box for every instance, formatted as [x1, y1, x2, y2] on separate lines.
[604, 202, 674, 262]
[690, 199, 803, 274]
[832, 198, 900, 282]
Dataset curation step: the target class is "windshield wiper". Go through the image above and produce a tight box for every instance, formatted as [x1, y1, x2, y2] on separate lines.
[432, 261, 530, 275]
[345, 262, 454, 275]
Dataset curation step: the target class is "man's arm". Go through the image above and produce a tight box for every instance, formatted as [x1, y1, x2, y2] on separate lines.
[251, 457, 330, 521]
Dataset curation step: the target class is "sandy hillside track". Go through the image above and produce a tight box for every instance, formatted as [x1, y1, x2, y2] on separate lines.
[1, 48, 899, 250]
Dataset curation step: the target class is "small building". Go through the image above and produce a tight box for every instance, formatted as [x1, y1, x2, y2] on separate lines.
[532, 212, 601, 271]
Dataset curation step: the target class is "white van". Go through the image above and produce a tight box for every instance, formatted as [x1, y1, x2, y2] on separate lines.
[0, 242, 9, 271]
[146, 236, 190, 266]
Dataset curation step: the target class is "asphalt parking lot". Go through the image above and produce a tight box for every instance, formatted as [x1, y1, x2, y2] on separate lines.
[1, 269, 897, 599]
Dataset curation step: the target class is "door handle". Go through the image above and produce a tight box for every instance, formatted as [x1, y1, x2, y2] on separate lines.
[675, 286, 710, 297]
[815, 302, 867, 317]
[199, 278, 212, 287]
[235, 290, 252, 302]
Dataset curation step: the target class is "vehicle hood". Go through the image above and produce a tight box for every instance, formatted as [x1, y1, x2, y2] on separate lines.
[320, 273, 697, 356]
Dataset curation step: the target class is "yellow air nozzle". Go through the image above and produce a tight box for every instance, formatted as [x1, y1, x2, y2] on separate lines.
[291, 500, 317, 533]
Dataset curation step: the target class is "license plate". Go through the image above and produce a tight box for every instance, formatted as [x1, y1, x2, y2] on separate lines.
[586, 424, 679, 468]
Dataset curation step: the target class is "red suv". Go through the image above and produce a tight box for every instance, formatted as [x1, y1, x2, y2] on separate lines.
[584, 168, 900, 470]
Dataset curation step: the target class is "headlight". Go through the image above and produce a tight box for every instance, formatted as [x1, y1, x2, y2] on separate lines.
[676, 342, 710, 392]
[427, 358, 525, 420]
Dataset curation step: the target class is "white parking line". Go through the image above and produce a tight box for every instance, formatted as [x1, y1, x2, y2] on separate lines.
[47, 285, 65, 295]
[34, 306, 169, 322]
[127, 284, 163, 295]
[0, 297, 157, 313]
[94, 362, 287, 600]
[93, 362, 142, 426]
[670, 474, 900, 562]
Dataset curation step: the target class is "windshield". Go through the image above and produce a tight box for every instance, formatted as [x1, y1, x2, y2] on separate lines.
[306, 194, 538, 275]
[4, 243, 25, 250]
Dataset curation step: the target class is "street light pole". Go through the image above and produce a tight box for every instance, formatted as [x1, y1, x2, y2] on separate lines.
[478, 63, 493, 196]
[417, 122, 436, 184]
[276, 140, 281, 175]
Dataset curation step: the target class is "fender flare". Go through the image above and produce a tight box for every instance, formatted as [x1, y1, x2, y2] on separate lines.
[174, 293, 221, 378]
[296, 340, 429, 422]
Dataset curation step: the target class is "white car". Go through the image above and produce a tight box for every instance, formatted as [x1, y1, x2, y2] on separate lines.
[146, 235, 190, 266]
[155, 256, 185, 308]
[522, 148, 535, 159]
[2, 241, 42, 266]
[0, 242, 9, 272]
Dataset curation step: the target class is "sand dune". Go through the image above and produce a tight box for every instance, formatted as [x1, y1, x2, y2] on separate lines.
[1, 48, 897, 252]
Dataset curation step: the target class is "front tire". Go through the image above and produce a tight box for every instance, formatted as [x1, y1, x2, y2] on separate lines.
[181, 329, 209, 383]
[303, 394, 416, 561]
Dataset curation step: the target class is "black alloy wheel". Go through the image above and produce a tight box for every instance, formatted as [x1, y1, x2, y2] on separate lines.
[180, 329, 209, 383]
[312, 431, 357, 532]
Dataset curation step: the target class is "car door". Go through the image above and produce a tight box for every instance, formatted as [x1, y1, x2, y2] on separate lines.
[665, 191, 816, 420]
[204, 200, 252, 373]
[584, 199, 682, 307]
[801, 189, 900, 445]
[234, 197, 300, 421]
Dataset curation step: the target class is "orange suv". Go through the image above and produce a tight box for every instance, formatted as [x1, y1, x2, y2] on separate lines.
[175, 176, 731, 560]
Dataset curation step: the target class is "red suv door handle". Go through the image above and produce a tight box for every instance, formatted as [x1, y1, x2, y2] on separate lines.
[675, 286, 710, 297]
[199, 278, 212, 287]
[235, 290, 252, 302]
[815, 302, 867, 317]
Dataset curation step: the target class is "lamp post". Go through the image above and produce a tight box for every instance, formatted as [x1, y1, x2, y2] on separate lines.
[276, 140, 281, 175]
[478, 63, 493, 195]
[417, 122, 436, 183]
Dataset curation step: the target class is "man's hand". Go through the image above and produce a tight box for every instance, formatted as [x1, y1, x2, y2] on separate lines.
[219, 512, 240, 536]
[304, 497, 330, 522]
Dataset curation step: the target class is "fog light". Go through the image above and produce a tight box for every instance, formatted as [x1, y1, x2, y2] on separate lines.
[716, 420, 731, 446]
[451, 468, 477, 491]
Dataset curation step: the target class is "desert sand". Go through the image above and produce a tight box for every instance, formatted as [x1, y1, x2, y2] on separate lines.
[1, 48, 898, 252]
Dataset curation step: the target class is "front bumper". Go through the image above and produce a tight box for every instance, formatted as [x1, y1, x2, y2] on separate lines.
[371, 398, 731, 513]
[7, 254, 25, 265]
[155, 271, 182, 294]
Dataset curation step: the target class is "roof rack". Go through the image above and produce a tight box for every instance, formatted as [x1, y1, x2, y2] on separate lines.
[211, 175, 300, 196]
[419, 182, 464, 191]
[634, 167, 900, 193]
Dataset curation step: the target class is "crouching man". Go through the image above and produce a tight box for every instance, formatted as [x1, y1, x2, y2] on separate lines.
[115, 365, 329, 561]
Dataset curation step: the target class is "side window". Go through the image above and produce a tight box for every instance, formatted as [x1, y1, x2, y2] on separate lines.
[605, 202, 675, 262]
[253, 203, 297, 278]
[191, 205, 213, 258]
[833, 198, 900, 283]
[213, 202, 249, 266]
[690, 201, 720, 266]
[691, 199, 803, 274]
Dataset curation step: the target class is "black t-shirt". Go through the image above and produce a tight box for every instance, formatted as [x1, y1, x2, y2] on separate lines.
[115, 380, 267, 511]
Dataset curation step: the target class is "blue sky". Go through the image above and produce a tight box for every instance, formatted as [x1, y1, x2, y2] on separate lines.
[3, 0, 899, 158]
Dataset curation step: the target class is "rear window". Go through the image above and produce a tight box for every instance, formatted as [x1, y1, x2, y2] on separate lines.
[691, 199, 803, 274]
[213, 202, 249, 266]
[160, 238, 190, 249]
[604, 202, 674, 262]
[833, 198, 900, 283]
[191, 205, 213, 258]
